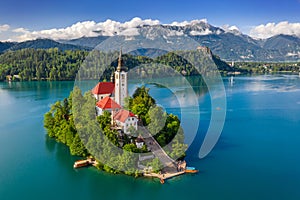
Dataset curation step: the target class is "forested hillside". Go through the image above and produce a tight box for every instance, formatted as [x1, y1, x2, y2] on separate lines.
[0, 48, 233, 81]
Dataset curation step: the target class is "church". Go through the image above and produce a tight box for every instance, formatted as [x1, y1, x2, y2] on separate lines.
[92, 49, 138, 134]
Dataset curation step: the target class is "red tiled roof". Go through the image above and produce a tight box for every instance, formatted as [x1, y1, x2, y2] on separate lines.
[92, 82, 114, 95]
[113, 109, 136, 123]
[96, 96, 121, 110]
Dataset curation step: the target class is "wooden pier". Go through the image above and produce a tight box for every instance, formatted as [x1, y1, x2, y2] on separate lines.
[73, 157, 98, 169]
[144, 170, 186, 181]
[143, 160, 198, 184]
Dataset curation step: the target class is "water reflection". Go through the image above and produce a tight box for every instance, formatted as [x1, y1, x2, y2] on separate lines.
[45, 135, 56, 153]
[240, 74, 300, 93]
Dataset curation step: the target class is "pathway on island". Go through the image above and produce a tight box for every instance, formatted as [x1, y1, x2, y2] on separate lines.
[139, 126, 178, 173]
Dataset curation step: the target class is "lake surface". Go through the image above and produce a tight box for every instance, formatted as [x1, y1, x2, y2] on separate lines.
[1, 74, 300, 200]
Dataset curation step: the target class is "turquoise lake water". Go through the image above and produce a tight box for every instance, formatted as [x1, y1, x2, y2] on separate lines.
[1, 74, 300, 199]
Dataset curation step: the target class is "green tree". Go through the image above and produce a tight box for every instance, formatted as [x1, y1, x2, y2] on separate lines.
[147, 158, 163, 173]
[148, 106, 167, 136]
[123, 143, 139, 153]
[70, 134, 88, 156]
[127, 126, 138, 137]
[44, 112, 55, 137]
[44, 88, 88, 157]
[127, 86, 155, 125]
[97, 111, 111, 130]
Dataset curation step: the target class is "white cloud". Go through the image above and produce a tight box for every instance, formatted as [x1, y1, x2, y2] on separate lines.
[0, 24, 10, 32]
[123, 17, 160, 28]
[119, 27, 140, 36]
[222, 24, 241, 35]
[13, 27, 29, 33]
[2, 18, 212, 42]
[169, 19, 208, 26]
[9, 18, 296, 42]
[5, 17, 161, 42]
[190, 29, 212, 36]
[250, 21, 300, 39]
[15, 21, 101, 41]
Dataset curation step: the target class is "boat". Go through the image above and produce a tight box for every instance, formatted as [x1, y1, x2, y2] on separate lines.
[185, 166, 198, 173]
[73, 160, 90, 168]
[185, 169, 199, 173]
[160, 179, 165, 184]
[186, 167, 195, 170]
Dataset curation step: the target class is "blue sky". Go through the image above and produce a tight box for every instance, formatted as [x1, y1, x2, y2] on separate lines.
[0, 0, 300, 41]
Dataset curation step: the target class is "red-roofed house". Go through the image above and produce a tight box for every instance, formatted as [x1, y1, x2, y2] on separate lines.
[113, 109, 138, 134]
[96, 96, 121, 116]
[92, 82, 115, 101]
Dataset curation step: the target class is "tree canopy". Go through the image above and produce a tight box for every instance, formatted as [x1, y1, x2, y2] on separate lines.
[44, 85, 187, 176]
[0, 48, 240, 81]
[126, 86, 187, 159]
[44, 91, 88, 157]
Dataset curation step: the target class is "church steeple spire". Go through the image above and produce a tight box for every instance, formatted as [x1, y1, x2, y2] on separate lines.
[117, 48, 122, 72]
[116, 47, 125, 72]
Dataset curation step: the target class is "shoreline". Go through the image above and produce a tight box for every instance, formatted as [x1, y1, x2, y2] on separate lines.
[74, 157, 197, 183]
[3, 71, 300, 83]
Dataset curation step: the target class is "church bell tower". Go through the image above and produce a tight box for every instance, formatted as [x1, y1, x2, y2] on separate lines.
[114, 48, 128, 106]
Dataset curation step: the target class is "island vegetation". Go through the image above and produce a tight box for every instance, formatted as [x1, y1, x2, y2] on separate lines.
[44, 86, 186, 176]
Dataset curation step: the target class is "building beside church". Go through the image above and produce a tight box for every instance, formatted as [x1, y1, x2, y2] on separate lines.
[92, 82, 114, 101]
[96, 96, 121, 116]
[113, 109, 138, 134]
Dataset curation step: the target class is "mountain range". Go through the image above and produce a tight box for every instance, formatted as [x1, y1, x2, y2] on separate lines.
[1, 21, 300, 62]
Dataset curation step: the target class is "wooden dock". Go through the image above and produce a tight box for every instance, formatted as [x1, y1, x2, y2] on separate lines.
[143, 160, 198, 184]
[73, 157, 98, 169]
[144, 170, 186, 180]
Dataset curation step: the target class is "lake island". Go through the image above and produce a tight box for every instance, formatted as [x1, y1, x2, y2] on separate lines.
[44, 49, 197, 183]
